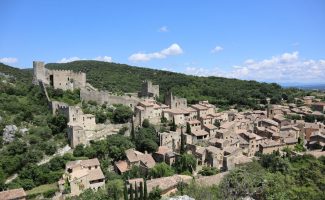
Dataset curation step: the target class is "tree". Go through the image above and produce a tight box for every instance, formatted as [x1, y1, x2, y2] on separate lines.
[144, 179, 148, 200]
[48, 114, 68, 135]
[148, 186, 161, 200]
[0, 168, 5, 190]
[186, 122, 191, 134]
[198, 166, 219, 176]
[180, 126, 186, 155]
[135, 126, 159, 153]
[134, 182, 139, 200]
[139, 181, 144, 200]
[131, 117, 135, 140]
[170, 117, 177, 131]
[175, 153, 197, 173]
[113, 104, 133, 123]
[129, 184, 134, 200]
[106, 180, 123, 200]
[213, 120, 220, 128]
[107, 134, 134, 161]
[124, 181, 129, 200]
[149, 163, 174, 178]
[142, 119, 150, 128]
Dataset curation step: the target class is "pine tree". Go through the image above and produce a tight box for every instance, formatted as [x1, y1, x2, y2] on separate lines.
[139, 181, 144, 200]
[124, 181, 129, 200]
[135, 182, 139, 200]
[130, 184, 134, 200]
[144, 179, 148, 200]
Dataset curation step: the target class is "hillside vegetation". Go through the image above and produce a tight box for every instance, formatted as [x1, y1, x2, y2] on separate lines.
[46, 61, 305, 108]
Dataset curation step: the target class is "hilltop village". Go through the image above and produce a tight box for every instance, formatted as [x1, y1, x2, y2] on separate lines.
[1, 61, 325, 199]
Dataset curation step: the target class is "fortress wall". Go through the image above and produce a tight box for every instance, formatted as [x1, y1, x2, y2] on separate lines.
[80, 89, 140, 108]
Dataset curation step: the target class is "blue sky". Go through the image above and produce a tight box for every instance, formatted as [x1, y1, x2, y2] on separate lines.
[1, 0, 324, 84]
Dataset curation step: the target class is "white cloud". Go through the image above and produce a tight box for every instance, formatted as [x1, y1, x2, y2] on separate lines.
[58, 57, 81, 63]
[94, 56, 112, 62]
[0, 57, 18, 64]
[184, 51, 325, 84]
[129, 43, 183, 62]
[58, 56, 113, 63]
[211, 46, 223, 53]
[158, 26, 169, 32]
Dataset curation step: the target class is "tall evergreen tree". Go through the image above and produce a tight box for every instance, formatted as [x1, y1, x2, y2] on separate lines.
[186, 122, 191, 134]
[144, 179, 148, 200]
[180, 126, 186, 155]
[130, 184, 134, 200]
[139, 181, 144, 200]
[131, 117, 135, 140]
[135, 182, 139, 200]
[170, 117, 177, 131]
[124, 181, 129, 200]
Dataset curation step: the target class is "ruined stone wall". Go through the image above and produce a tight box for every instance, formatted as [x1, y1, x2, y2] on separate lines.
[32, 61, 86, 91]
[51, 70, 86, 90]
[80, 89, 140, 108]
[139, 80, 159, 98]
[33, 61, 48, 85]
[165, 92, 187, 109]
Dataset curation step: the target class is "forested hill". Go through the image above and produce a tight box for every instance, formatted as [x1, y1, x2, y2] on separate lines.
[46, 61, 304, 107]
[0, 63, 32, 83]
[0, 61, 304, 108]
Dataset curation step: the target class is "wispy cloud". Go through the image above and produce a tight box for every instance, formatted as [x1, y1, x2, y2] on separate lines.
[158, 26, 169, 32]
[57, 56, 112, 63]
[211, 46, 223, 53]
[184, 51, 325, 83]
[129, 43, 183, 62]
[0, 57, 18, 64]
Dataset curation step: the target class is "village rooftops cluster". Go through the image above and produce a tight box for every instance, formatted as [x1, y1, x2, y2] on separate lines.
[31, 61, 325, 197]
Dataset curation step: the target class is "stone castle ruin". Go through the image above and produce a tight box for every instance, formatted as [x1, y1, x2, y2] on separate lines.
[33, 61, 86, 90]
[33, 61, 160, 148]
[138, 80, 159, 99]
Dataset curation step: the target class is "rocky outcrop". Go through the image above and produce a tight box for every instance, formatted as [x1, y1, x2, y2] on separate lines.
[2, 125, 18, 143]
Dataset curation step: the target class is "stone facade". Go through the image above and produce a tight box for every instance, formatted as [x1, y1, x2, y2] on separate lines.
[165, 91, 187, 109]
[80, 88, 140, 109]
[138, 80, 159, 99]
[33, 61, 86, 91]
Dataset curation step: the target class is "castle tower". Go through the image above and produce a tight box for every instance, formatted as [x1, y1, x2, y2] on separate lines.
[139, 80, 159, 99]
[32, 61, 46, 85]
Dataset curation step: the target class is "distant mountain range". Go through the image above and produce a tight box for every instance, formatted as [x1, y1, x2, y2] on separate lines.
[281, 83, 325, 91]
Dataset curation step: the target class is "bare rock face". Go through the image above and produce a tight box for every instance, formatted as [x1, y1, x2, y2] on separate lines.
[2, 125, 18, 143]
[19, 128, 29, 135]
[168, 196, 195, 200]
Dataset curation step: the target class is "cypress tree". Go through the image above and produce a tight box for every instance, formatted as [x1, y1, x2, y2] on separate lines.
[180, 126, 185, 155]
[130, 184, 134, 200]
[186, 122, 191, 134]
[144, 179, 148, 200]
[124, 181, 129, 200]
[139, 181, 144, 200]
[134, 182, 139, 200]
[170, 117, 177, 131]
[131, 117, 135, 140]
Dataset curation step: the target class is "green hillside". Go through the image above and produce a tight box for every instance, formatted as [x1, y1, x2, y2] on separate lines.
[0, 63, 32, 83]
[46, 61, 305, 108]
